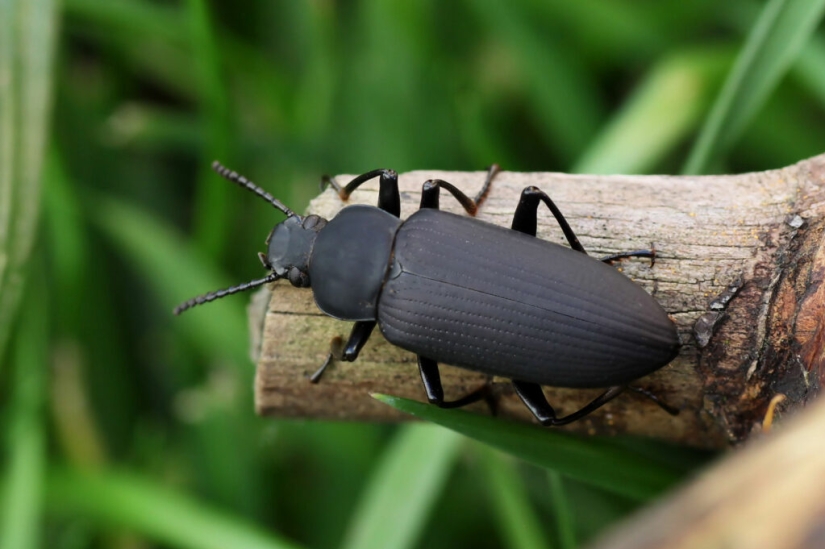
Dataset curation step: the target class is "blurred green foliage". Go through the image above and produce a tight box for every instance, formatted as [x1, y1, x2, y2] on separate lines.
[2, 1, 825, 548]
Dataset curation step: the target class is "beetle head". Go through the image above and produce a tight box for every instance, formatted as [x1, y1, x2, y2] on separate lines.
[173, 161, 326, 315]
[264, 214, 327, 287]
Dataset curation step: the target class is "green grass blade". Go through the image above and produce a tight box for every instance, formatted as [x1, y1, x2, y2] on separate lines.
[90, 194, 248, 365]
[103, 104, 203, 152]
[794, 36, 825, 106]
[374, 395, 685, 501]
[464, 2, 603, 163]
[547, 472, 576, 549]
[683, 0, 825, 174]
[42, 148, 89, 331]
[63, 0, 185, 45]
[574, 50, 724, 175]
[480, 448, 552, 549]
[0, 272, 49, 549]
[341, 424, 464, 549]
[63, 0, 199, 99]
[187, 0, 233, 260]
[46, 468, 303, 549]
[518, 0, 666, 60]
[290, 2, 336, 140]
[0, 0, 58, 363]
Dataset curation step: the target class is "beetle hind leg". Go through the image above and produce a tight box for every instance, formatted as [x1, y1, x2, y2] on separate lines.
[418, 356, 494, 410]
[600, 248, 656, 267]
[511, 187, 587, 254]
[626, 385, 680, 416]
[512, 380, 625, 426]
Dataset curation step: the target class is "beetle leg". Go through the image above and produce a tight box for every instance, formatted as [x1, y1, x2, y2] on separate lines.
[511, 187, 587, 254]
[309, 322, 377, 383]
[600, 249, 656, 267]
[333, 169, 401, 217]
[341, 321, 377, 361]
[258, 251, 272, 270]
[310, 351, 336, 384]
[419, 165, 499, 216]
[474, 164, 499, 208]
[418, 356, 491, 409]
[420, 180, 476, 214]
[626, 385, 680, 416]
[319, 174, 342, 193]
[512, 380, 625, 426]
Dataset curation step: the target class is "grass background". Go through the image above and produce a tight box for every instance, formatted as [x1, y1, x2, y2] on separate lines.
[2, 1, 825, 548]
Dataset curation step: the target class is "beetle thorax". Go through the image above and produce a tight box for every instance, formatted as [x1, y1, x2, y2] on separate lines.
[265, 215, 327, 287]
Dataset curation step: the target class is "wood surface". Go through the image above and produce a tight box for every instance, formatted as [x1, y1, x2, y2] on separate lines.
[251, 154, 825, 448]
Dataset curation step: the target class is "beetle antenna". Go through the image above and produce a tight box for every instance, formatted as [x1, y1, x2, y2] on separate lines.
[173, 273, 281, 315]
[211, 161, 296, 217]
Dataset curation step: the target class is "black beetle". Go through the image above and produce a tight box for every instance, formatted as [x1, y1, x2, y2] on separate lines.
[175, 162, 681, 426]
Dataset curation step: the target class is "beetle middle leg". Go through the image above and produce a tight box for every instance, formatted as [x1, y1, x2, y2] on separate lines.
[310, 321, 377, 383]
[418, 356, 493, 410]
[512, 380, 625, 426]
[419, 165, 499, 215]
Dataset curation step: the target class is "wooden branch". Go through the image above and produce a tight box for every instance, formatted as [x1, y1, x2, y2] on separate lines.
[587, 396, 825, 549]
[251, 155, 825, 448]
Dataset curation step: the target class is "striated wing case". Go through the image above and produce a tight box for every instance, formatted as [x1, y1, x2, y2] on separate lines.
[378, 208, 679, 388]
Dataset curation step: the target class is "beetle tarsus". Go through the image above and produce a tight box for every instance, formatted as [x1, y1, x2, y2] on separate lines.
[600, 249, 656, 266]
[418, 355, 494, 411]
[474, 164, 499, 208]
[626, 385, 680, 416]
[310, 352, 334, 384]
[435, 385, 490, 409]
[309, 322, 382, 384]
[310, 336, 346, 384]
[320, 174, 342, 193]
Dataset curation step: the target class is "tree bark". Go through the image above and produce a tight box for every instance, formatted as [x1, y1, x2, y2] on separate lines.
[251, 154, 825, 448]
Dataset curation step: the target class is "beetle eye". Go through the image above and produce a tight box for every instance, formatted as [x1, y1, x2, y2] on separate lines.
[288, 267, 310, 288]
[303, 215, 326, 230]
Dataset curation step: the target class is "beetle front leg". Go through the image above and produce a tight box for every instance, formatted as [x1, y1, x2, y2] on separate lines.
[511, 187, 587, 254]
[418, 356, 491, 409]
[310, 321, 376, 383]
[323, 169, 401, 217]
[512, 380, 625, 426]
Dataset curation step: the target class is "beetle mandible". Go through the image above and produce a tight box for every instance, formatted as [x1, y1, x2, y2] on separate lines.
[175, 162, 681, 426]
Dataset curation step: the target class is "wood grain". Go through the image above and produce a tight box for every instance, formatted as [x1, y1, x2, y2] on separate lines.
[251, 155, 825, 447]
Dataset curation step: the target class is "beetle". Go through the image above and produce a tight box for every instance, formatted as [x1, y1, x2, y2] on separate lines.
[175, 161, 681, 426]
